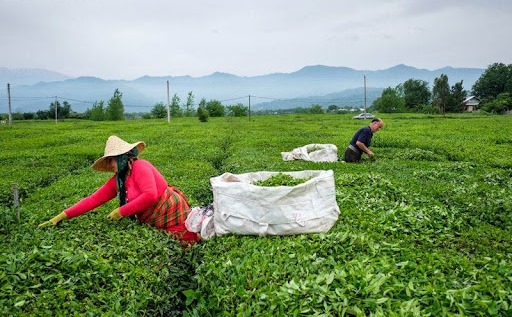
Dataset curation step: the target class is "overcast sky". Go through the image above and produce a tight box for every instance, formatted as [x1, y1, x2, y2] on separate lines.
[1, 0, 511, 80]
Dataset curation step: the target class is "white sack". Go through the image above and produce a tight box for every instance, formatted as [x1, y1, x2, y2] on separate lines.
[185, 206, 204, 233]
[185, 205, 216, 239]
[200, 214, 215, 239]
[281, 144, 338, 162]
[210, 170, 340, 236]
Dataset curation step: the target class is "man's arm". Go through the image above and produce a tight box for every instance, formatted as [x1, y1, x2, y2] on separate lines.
[356, 141, 374, 157]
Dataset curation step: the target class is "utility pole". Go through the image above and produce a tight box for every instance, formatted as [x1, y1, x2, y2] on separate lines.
[248, 95, 251, 121]
[166, 80, 171, 124]
[7, 84, 12, 125]
[364, 75, 367, 114]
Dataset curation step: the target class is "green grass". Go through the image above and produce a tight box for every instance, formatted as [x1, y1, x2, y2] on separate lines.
[1, 113, 511, 316]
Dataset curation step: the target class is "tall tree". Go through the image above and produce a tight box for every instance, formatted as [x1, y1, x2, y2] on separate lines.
[398, 79, 431, 111]
[106, 89, 124, 120]
[170, 93, 182, 117]
[227, 103, 248, 117]
[61, 101, 72, 118]
[205, 99, 225, 117]
[151, 102, 167, 118]
[48, 100, 61, 119]
[446, 80, 467, 113]
[327, 105, 339, 112]
[472, 63, 512, 100]
[372, 87, 405, 113]
[481, 93, 512, 114]
[183, 91, 195, 117]
[36, 110, 50, 120]
[432, 74, 450, 114]
[197, 98, 208, 122]
[87, 101, 106, 121]
[48, 100, 72, 119]
[308, 104, 324, 114]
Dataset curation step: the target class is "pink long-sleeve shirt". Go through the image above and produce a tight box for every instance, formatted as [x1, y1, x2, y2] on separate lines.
[64, 159, 168, 218]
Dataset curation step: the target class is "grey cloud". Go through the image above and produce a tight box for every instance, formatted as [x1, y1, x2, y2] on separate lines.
[1, 0, 510, 79]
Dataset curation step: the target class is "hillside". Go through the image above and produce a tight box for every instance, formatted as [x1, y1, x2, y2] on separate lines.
[0, 65, 484, 113]
[0, 67, 72, 86]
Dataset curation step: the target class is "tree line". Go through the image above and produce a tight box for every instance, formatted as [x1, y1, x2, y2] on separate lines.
[2, 62, 511, 122]
[0, 88, 250, 122]
[372, 62, 512, 114]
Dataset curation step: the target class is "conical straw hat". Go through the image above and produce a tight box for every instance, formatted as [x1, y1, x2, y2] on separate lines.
[92, 135, 145, 172]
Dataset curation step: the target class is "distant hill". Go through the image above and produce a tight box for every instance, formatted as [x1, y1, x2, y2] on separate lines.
[0, 65, 484, 113]
[253, 87, 384, 111]
[0, 67, 72, 86]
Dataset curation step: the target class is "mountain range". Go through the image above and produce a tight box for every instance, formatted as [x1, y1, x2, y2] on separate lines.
[0, 65, 484, 113]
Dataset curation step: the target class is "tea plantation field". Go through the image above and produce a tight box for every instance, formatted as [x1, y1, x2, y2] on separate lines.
[1, 114, 511, 316]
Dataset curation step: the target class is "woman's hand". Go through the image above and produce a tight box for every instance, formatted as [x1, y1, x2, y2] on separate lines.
[38, 212, 67, 228]
[107, 208, 123, 221]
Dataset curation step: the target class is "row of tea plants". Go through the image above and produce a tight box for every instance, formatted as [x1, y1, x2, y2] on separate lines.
[1, 113, 511, 316]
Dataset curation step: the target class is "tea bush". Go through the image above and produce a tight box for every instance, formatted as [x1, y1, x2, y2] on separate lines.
[1, 114, 511, 316]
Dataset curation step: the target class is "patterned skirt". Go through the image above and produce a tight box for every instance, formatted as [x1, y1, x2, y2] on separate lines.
[138, 186, 200, 244]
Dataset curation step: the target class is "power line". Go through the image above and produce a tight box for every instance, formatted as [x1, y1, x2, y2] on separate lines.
[219, 96, 248, 103]
[3, 96, 54, 100]
[56, 97, 94, 104]
[2, 92, 372, 112]
[251, 96, 283, 101]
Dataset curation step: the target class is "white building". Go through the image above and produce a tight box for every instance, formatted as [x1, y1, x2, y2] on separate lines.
[463, 96, 480, 112]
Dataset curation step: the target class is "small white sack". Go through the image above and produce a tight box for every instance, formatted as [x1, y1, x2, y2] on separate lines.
[210, 170, 340, 236]
[200, 214, 215, 239]
[186, 205, 216, 239]
[281, 144, 338, 162]
[185, 206, 204, 233]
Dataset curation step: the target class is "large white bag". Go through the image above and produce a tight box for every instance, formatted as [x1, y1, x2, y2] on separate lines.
[281, 144, 338, 162]
[210, 170, 340, 236]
